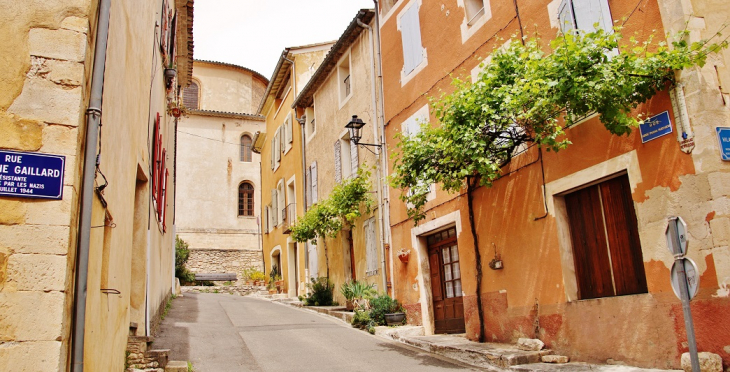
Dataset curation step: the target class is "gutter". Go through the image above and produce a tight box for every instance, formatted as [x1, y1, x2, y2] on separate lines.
[72, 0, 111, 370]
[356, 17, 388, 295]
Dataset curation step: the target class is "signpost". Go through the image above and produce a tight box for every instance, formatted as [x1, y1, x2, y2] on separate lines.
[640, 111, 673, 143]
[0, 150, 65, 200]
[666, 217, 700, 372]
[716, 127, 730, 161]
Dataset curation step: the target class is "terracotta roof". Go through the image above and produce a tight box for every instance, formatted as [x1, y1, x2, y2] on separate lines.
[194, 60, 269, 85]
[175, 0, 194, 87]
[292, 9, 375, 109]
[188, 109, 265, 120]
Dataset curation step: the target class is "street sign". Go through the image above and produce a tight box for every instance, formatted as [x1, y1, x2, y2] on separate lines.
[640, 111, 673, 143]
[716, 127, 730, 161]
[671, 257, 699, 301]
[665, 216, 688, 256]
[0, 150, 65, 200]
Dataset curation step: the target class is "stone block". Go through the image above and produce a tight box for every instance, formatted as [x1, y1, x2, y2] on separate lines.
[8, 78, 83, 126]
[60, 16, 89, 34]
[28, 28, 86, 62]
[24, 188, 74, 226]
[46, 60, 84, 87]
[542, 355, 569, 363]
[710, 217, 730, 246]
[0, 224, 71, 255]
[165, 361, 188, 372]
[0, 112, 43, 151]
[6, 253, 67, 291]
[681, 352, 723, 372]
[708, 172, 730, 200]
[41, 124, 78, 155]
[517, 338, 545, 351]
[0, 292, 65, 340]
[0, 340, 62, 371]
[0, 199, 26, 225]
[0, 248, 8, 290]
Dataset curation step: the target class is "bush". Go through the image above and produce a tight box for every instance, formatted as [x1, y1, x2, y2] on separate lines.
[351, 309, 372, 330]
[302, 277, 334, 306]
[242, 267, 266, 282]
[369, 294, 404, 326]
[175, 237, 195, 283]
[340, 280, 376, 304]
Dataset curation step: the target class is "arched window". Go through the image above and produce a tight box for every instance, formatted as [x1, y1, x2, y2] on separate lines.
[240, 134, 252, 162]
[183, 80, 199, 109]
[238, 182, 254, 216]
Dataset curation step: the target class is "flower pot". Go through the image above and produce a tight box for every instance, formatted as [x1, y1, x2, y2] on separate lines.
[170, 107, 181, 118]
[345, 300, 354, 311]
[397, 249, 410, 264]
[385, 312, 406, 326]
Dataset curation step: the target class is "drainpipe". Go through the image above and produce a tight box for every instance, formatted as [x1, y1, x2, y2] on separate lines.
[297, 114, 308, 281]
[72, 0, 111, 370]
[371, 0, 394, 297]
[356, 17, 388, 295]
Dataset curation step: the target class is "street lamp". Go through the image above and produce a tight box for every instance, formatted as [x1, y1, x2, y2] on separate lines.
[346, 115, 381, 148]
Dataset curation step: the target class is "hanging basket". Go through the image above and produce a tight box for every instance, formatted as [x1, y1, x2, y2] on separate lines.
[397, 249, 410, 264]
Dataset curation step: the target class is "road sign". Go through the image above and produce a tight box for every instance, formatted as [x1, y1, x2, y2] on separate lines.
[0, 150, 65, 200]
[717, 127, 730, 161]
[665, 216, 688, 256]
[671, 257, 699, 300]
[640, 111, 673, 143]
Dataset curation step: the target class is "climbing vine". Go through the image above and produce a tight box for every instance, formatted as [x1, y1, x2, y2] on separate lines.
[290, 167, 375, 278]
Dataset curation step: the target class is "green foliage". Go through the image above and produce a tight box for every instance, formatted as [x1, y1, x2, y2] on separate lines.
[391, 28, 728, 223]
[291, 167, 374, 244]
[242, 267, 266, 281]
[269, 266, 281, 282]
[369, 294, 404, 326]
[340, 280, 377, 302]
[351, 309, 373, 330]
[175, 237, 195, 283]
[302, 277, 334, 306]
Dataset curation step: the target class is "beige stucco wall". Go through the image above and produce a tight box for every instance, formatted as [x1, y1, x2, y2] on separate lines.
[0, 0, 183, 370]
[195, 62, 267, 114]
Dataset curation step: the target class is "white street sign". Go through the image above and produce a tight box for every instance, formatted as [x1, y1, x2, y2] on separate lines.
[666, 216, 688, 256]
[671, 257, 699, 301]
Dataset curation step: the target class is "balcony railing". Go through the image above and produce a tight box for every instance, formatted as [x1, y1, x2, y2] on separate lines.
[282, 203, 296, 234]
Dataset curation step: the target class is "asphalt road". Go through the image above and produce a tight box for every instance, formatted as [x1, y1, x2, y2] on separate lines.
[152, 293, 482, 372]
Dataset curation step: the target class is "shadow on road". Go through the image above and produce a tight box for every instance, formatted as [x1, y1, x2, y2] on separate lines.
[375, 341, 474, 370]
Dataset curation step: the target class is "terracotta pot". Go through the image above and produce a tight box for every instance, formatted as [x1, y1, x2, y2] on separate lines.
[345, 300, 354, 311]
[398, 252, 409, 264]
[170, 107, 181, 117]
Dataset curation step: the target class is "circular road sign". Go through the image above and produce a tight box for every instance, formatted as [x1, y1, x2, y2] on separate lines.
[670, 257, 699, 301]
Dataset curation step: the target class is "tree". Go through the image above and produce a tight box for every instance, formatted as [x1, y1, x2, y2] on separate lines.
[291, 167, 374, 279]
[391, 28, 727, 342]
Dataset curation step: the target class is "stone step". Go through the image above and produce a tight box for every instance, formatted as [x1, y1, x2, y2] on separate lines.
[165, 360, 188, 372]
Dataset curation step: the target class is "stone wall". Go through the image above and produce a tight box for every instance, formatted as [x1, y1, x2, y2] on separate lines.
[186, 249, 263, 280]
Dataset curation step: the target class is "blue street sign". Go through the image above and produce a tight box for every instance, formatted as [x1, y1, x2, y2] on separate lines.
[639, 111, 673, 143]
[717, 127, 730, 161]
[0, 150, 65, 199]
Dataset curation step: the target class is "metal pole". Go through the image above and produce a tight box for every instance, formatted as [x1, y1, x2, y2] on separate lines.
[668, 218, 700, 372]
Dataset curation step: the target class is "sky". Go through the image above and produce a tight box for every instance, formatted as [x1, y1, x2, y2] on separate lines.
[193, 0, 376, 80]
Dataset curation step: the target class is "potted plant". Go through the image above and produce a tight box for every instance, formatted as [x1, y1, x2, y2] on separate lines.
[167, 101, 188, 118]
[267, 278, 277, 294]
[370, 294, 406, 326]
[340, 280, 376, 311]
[397, 248, 410, 263]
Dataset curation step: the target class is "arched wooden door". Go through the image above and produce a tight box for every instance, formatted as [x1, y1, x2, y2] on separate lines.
[427, 228, 465, 334]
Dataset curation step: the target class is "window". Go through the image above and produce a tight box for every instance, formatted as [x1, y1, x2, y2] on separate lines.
[183, 80, 199, 109]
[334, 136, 358, 183]
[271, 189, 278, 227]
[277, 181, 285, 226]
[238, 182, 254, 216]
[558, 0, 613, 34]
[284, 115, 293, 152]
[338, 53, 352, 104]
[398, 2, 425, 78]
[464, 0, 486, 25]
[240, 134, 252, 162]
[365, 218, 378, 276]
[306, 162, 319, 208]
[401, 105, 435, 202]
[564, 174, 647, 300]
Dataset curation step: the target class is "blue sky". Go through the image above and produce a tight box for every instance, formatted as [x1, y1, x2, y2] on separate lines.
[194, 0, 375, 79]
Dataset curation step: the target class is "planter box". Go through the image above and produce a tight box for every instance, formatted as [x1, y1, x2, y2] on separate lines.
[385, 312, 406, 326]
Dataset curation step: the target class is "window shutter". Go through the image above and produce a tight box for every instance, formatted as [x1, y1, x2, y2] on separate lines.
[271, 189, 278, 226]
[264, 206, 269, 233]
[280, 126, 285, 154]
[286, 116, 293, 144]
[350, 139, 359, 175]
[305, 166, 311, 208]
[400, 4, 423, 75]
[571, 0, 612, 33]
[311, 162, 318, 203]
[334, 140, 342, 183]
[275, 129, 281, 162]
[270, 138, 275, 169]
[557, 0, 575, 33]
[366, 218, 378, 275]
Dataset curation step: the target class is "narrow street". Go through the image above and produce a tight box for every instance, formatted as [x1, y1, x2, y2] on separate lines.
[152, 293, 483, 372]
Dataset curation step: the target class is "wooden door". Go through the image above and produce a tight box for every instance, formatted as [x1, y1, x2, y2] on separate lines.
[428, 228, 465, 334]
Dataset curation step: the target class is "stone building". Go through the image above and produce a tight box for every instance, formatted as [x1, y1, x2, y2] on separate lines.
[257, 42, 333, 297]
[0, 0, 193, 370]
[176, 60, 268, 278]
[378, 0, 730, 369]
[291, 9, 391, 304]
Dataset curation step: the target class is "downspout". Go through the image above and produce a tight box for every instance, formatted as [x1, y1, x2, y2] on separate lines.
[356, 17, 387, 294]
[72, 0, 111, 370]
[372, 0, 394, 296]
[297, 114, 308, 280]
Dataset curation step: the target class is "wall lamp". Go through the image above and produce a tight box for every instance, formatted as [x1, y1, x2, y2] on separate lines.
[346, 115, 381, 148]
